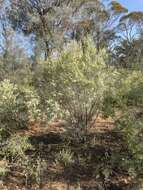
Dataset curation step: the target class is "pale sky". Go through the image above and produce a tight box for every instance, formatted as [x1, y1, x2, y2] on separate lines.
[118, 0, 143, 11]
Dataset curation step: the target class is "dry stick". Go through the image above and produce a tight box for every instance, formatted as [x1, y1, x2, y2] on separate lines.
[89, 110, 100, 129]
[87, 99, 98, 122]
[87, 97, 101, 129]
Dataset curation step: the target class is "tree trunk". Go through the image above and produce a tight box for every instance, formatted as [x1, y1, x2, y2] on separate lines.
[44, 40, 50, 61]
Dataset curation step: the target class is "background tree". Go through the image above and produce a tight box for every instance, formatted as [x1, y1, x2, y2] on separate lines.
[7, 0, 128, 60]
[8, 0, 92, 60]
[113, 11, 143, 68]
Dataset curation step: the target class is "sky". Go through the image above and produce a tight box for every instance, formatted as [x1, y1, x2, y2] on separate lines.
[118, 0, 143, 12]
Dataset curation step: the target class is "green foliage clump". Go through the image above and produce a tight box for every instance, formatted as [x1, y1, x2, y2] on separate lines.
[0, 159, 9, 179]
[55, 148, 74, 167]
[0, 79, 26, 130]
[105, 69, 143, 177]
[4, 135, 33, 161]
[34, 37, 118, 131]
[0, 79, 41, 183]
[18, 156, 47, 187]
[115, 114, 143, 177]
[21, 86, 41, 122]
[0, 79, 41, 134]
[120, 71, 143, 106]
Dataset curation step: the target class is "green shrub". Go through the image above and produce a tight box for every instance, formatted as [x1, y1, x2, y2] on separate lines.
[34, 157, 47, 188]
[118, 70, 143, 107]
[17, 156, 47, 187]
[0, 79, 26, 130]
[106, 70, 143, 177]
[4, 135, 33, 161]
[116, 113, 143, 176]
[34, 37, 118, 131]
[0, 79, 41, 133]
[21, 86, 41, 122]
[0, 159, 9, 179]
[55, 148, 74, 167]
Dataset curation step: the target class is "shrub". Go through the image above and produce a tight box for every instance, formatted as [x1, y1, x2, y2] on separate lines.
[118, 70, 143, 107]
[34, 157, 47, 188]
[55, 148, 74, 167]
[103, 70, 143, 117]
[0, 159, 9, 179]
[0, 79, 41, 134]
[106, 70, 143, 177]
[0, 79, 26, 130]
[34, 37, 118, 131]
[18, 156, 47, 187]
[45, 99, 66, 121]
[21, 86, 41, 122]
[3, 135, 33, 161]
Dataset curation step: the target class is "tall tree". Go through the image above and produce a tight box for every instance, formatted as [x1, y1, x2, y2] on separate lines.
[9, 0, 92, 60]
[8, 0, 128, 59]
[67, 1, 128, 50]
[113, 11, 143, 68]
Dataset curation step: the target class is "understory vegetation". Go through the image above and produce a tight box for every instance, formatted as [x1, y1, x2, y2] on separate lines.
[0, 38, 143, 189]
[1, 0, 143, 189]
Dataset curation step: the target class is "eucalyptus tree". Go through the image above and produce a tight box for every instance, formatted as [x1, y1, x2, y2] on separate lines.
[8, 0, 96, 60]
[8, 0, 128, 59]
[113, 11, 143, 68]
[67, 1, 128, 51]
